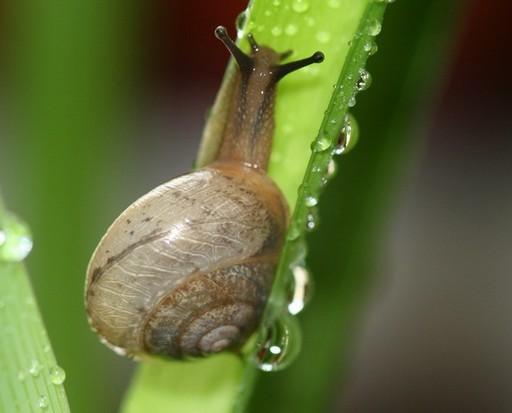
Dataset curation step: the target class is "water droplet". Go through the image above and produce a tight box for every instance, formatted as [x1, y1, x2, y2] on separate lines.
[327, 0, 341, 8]
[272, 0, 281, 6]
[253, 315, 301, 372]
[29, 359, 42, 377]
[271, 26, 282, 37]
[376, 0, 396, 3]
[288, 265, 312, 315]
[356, 68, 372, 91]
[49, 365, 66, 385]
[348, 96, 356, 107]
[304, 196, 318, 207]
[0, 213, 33, 262]
[286, 223, 301, 241]
[311, 136, 331, 152]
[235, 10, 247, 38]
[364, 40, 378, 56]
[306, 210, 318, 231]
[367, 19, 382, 36]
[327, 159, 337, 178]
[43, 345, 51, 353]
[264, 10, 272, 17]
[285, 24, 298, 36]
[316, 31, 331, 44]
[292, 0, 309, 13]
[38, 395, 48, 410]
[17, 371, 26, 381]
[334, 113, 359, 155]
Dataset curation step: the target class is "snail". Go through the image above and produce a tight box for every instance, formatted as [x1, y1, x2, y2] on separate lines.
[85, 26, 324, 359]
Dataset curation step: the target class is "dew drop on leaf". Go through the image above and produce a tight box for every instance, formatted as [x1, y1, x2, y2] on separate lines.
[287, 264, 312, 315]
[305, 204, 319, 232]
[37, 395, 48, 410]
[29, 359, 42, 377]
[304, 196, 318, 208]
[356, 68, 372, 91]
[367, 19, 382, 36]
[49, 365, 66, 385]
[311, 136, 331, 152]
[253, 314, 301, 372]
[0, 212, 33, 262]
[333, 113, 359, 155]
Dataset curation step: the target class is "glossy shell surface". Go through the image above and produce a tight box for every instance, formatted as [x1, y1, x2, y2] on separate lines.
[85, 163, 287, 357]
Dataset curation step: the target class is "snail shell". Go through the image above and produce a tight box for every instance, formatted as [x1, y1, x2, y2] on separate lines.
[86, 163, 287, 357]
[85, 26, 323, 358]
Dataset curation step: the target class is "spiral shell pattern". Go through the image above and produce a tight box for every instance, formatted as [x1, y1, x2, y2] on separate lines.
[85, 163, 287, 358]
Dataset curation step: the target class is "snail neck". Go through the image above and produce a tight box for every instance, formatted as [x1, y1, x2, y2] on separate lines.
[215, 61, 277, 171]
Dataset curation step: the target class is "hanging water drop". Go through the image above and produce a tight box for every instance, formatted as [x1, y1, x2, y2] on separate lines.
[367, 19, 382, 36]
[291, 0, 309, 13]
[356, 68, 372, 91]
[348, 95, 356, 107]
[288, 264, 312, 315]
[333, 113, 359, 155]
[37, 395, 48, 410]
[327, 159, 337, 178]
[253, 314, 301, 372]
[49, 365, 66, 385]
[304, 196, 318, 208]
[0, 212, 33, 262]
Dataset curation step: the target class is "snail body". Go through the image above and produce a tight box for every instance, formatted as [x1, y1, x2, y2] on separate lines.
[85, 26, 323, 358]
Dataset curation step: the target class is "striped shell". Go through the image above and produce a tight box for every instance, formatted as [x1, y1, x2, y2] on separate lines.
[85, 162, 287, 358]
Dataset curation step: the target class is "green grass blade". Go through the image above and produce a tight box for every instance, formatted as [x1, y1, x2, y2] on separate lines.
[122, 355, 243, 413]
[0, 199, 70, 412]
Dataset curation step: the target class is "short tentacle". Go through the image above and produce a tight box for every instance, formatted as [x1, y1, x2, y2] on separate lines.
[247, 33, 260, 53]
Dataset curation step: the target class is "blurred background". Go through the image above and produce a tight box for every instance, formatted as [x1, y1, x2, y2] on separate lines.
[0, 0, 511, 412]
